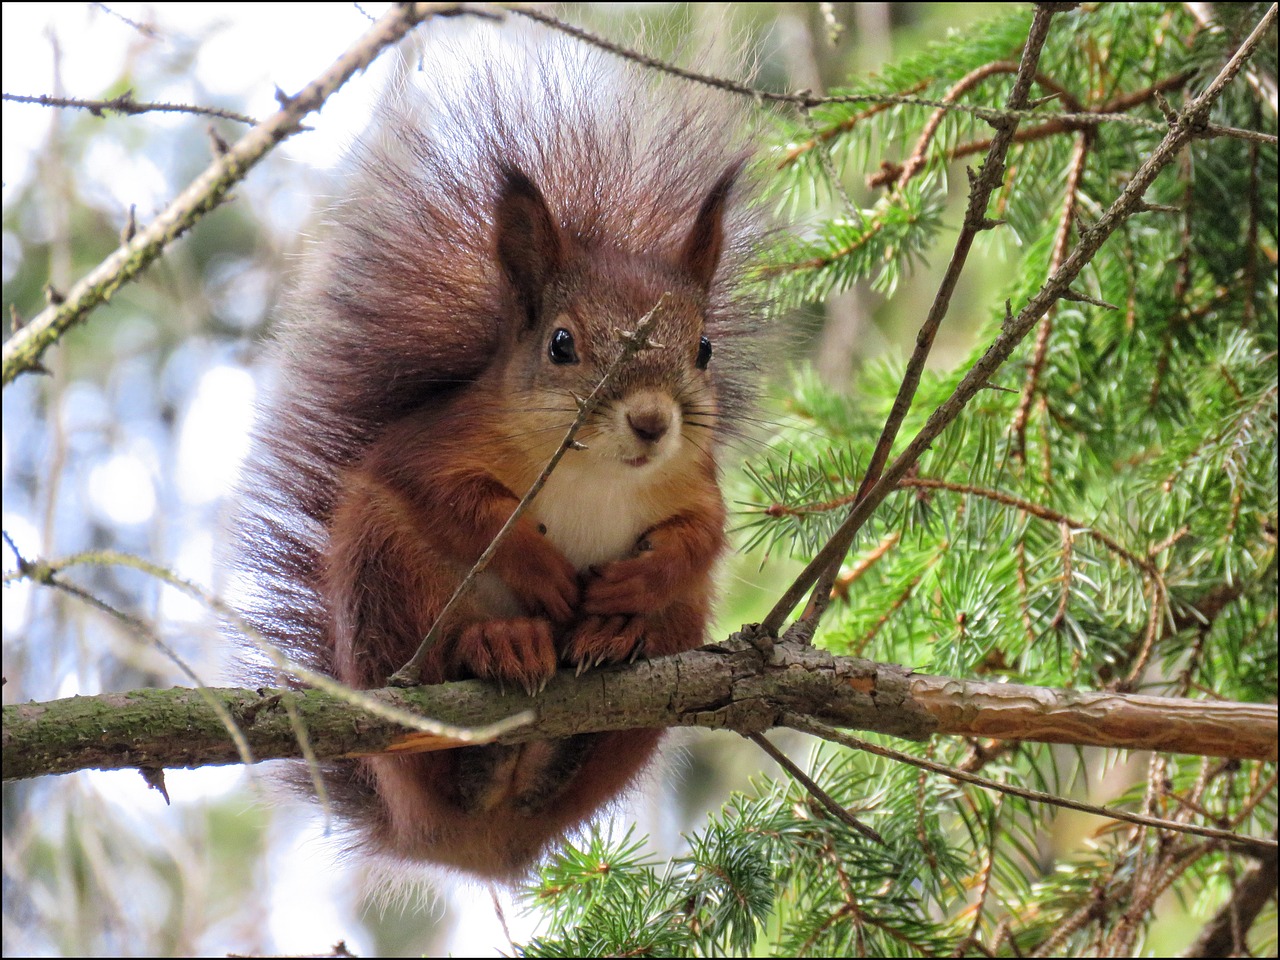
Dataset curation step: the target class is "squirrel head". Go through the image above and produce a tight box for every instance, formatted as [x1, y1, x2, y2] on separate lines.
[492, 161, 744, 475]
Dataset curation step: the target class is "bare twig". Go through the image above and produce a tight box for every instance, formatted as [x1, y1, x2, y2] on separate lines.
[783, 712, 1276, 854]
[6, 547, 530, 747]
[3, 91, 256, 125]
[91, 2, 161, 38]
[39, 576, 257, 769]
[746, 732, 886, 845]
[388, 302, 667, 686]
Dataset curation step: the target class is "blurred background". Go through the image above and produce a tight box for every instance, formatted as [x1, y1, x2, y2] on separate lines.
[3, 3, 1017, 955]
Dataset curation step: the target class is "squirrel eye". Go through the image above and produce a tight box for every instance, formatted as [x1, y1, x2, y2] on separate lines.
[696, 336, 713, 370]
[548, 328, 578, 364]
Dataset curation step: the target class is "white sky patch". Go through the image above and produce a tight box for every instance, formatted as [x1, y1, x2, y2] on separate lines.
[3, 3, 400, 206]
[55, 669, 83, 700]
[81, 136, 171, 214]
[159, 528, 215, 623]
[269, 821, 370, 956]
[154, 764, 248, 805]
[1, 512, 38, 633]
[88, 451, 158, 526]
[177, 364, 255, 505]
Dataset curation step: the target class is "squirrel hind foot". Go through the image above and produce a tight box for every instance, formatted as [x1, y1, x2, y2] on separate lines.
[456, 616, 558, 696]
[449, 736, 594, 816]
[563, 614, 648, 673]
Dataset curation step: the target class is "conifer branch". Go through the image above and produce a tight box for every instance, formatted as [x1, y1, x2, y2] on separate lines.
[784, 714, 1274, 854]
[760, 0, 1279, 639]
[790, 3, 1065, 636]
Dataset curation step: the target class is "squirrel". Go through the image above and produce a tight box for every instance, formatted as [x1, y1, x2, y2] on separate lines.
[233, 30, 769, 880]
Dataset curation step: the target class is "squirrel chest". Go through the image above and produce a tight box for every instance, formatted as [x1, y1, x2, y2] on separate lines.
[529, 457, 667, 569]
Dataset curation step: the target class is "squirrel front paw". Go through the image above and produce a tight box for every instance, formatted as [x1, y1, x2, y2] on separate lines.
[562, 614, 648, 675]
[456, 617, 559, 696]
[503, 534, 581, 624]
[582, 553, 672, 616]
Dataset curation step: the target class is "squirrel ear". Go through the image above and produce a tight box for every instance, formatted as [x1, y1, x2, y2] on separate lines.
[679, 159, 744, 290]
[495, 164, 566, 326]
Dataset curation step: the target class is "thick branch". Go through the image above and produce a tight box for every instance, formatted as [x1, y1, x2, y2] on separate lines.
[4, 641, 1274, 784]
[1182, 853, 1279, 957]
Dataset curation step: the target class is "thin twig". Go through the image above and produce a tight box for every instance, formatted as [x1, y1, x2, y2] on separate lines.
[905, 477, 1158, 577]
[960, 795, 1004, 955]
[868, 72, 1197, 188]
[388, 301, 667, 686]
[1012, 129, 1092, 458]
[777, 80, 929, 170]
[1184, 0, 1278, 116]
[40, 577, 257, 768]
[1183, 850, 1278, 957]
[746, 732, 886, 845]
[829, 531, 900, 603]
[784, 713, 1277, 854]
[760, 1, 1279, 638]
[91, 2, 161, 38]
[895, 60, 1082, 192]
[3, 91, 257, 125]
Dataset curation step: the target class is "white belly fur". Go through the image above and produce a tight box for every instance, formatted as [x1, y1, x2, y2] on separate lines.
[530, 454, 662, 570]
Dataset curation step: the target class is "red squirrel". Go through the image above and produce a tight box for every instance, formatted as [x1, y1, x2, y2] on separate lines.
[234, 34, 768, 879]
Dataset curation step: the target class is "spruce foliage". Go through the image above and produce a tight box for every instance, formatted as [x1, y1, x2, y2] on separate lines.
[527, 4, 1277, 955]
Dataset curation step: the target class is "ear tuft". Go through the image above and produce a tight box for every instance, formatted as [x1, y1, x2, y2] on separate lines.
[495, 165, 566, 325]
[679, 158, 745, 290]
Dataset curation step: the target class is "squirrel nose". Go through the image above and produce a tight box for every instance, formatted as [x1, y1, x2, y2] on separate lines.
[627, 408, 671, 444]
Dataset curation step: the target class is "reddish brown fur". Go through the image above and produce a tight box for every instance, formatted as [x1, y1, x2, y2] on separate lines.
[233, 33, 768, 880]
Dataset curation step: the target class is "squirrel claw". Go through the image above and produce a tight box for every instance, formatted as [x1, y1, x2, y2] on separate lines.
[564, 614, 648, 674]
[457, 616, 558, 694]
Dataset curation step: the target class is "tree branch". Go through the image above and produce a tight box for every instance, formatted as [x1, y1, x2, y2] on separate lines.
[2, 90, 257, 125]
[1182, 851, 1278, 957]
[5, 640, 1274, 785]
